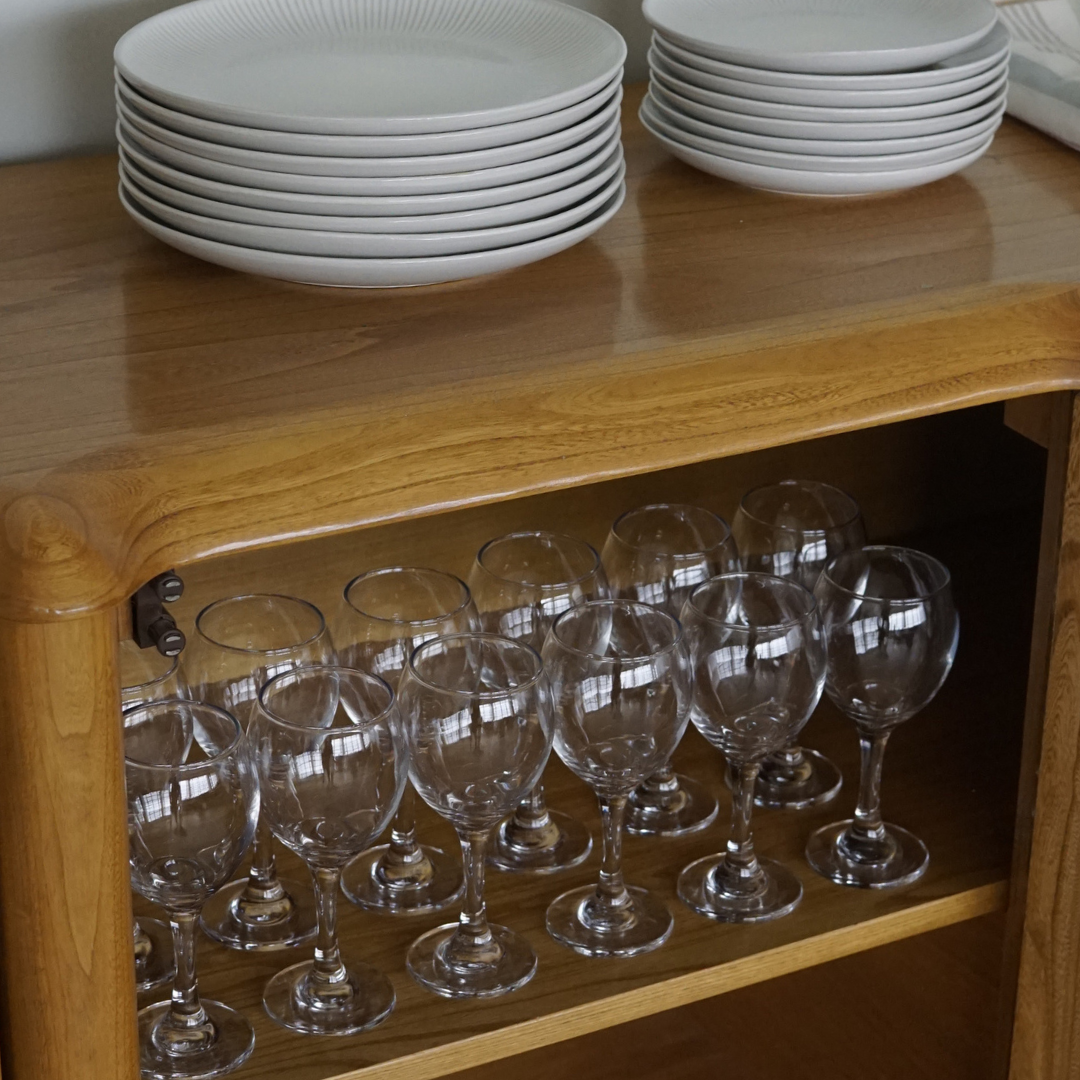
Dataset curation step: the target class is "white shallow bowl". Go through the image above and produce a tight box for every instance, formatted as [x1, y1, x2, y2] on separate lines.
[116, 127, 626, 216]
[118, 181, 627, 287]
[120, 143, 624, 231]
[117, 116, 620, 203]
[640, 106, 995, 194]
[114, 0, 627, 135]
[647, 43, 1008, 108]
[117, 73, 621, 157]
[117, 90, 622, 178]
[649, 79, 1005, 140]
[642, 0, 997, 74]
[649, 61, 1007, 122]
[652, 19, 1009, 89]
[639, 94, 997, 172]
[645, 86, 1005, 154]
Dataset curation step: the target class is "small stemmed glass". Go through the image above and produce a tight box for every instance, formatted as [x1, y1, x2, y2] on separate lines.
[543, 600, 691, 956]
[602, 504, 740, 836]
[336, 567, 474, 915]
[251, 665, 407, 1034]
[185, 594, 334, 951]
[125, 700, 259, 1079]
[121, 640, 187, 994]
[807, 547, 958, 888]
[678, 574, 825, 922]
[397, 634, 553, 997]
[733, 480, 866, 809]
[469, 530, 608, 873]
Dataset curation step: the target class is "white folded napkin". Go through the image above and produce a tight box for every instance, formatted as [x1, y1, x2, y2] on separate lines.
[998, 0, 1080, 150]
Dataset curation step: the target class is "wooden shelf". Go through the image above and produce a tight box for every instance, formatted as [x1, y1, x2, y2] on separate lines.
[130, 501, 1037, 1080]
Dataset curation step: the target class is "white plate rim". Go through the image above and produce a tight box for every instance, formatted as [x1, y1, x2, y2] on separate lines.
[117, 180, 628, 287]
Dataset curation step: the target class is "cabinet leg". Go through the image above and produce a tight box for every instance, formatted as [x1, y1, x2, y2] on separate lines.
[0, 609, 138, 1080]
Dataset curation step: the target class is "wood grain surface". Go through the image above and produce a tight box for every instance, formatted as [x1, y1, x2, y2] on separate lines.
[1, 87, 1079, 620]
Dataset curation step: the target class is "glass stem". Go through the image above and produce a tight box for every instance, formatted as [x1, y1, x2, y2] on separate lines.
[167, 911, 207, 1029]
[513, 782, 553, 827]
[386, 785, 422, 862]
[595, 795, 631, 910]
[850, 728, 892, 845]
[445, 830, 500, 968]
[722, 761, 764, 887]
[310, 866, 349, 989]
[244, 814, 285, 901]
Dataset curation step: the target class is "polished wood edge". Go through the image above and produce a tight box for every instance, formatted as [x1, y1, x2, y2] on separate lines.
[2, 284, 1079, 623]
[326, 883, 1007, 1080]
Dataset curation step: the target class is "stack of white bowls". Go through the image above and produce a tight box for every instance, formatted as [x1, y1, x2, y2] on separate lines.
[114, 0, 626, 287]
[640, 0, 1009, 196]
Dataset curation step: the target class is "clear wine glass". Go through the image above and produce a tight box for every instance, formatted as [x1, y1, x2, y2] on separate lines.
[678, 574, 826, 922]
[397, 633, 553, 998]
[251, 665, 407, 1034]
[601, 503, 740, 836]
[733, 480, 867, 809]
[121, 641, 188, 995]
[184, 594, 333, 951]
[125, 699, 259, 1079]
[335, 567, 474, 915]
[807, 546, 959, 888]
[469, 530, 608, 873]
[543, 600, 691, 956]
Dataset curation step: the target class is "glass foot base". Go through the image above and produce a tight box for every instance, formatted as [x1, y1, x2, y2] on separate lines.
[407, 923, 536, 999]
[342, 844, 464, 916]
[806, 820, 929, 889]
[625, 773, 718, 837]
[753, 748, 843, 810]
[135, 917, 175, 994]
[199, 876, 317, 951]
[678, 854, 802, 923]
[263, 958, 395, 1035]
[545, 884, 673, 957]
[139, 999, 254, 1080]
[488, 810, 593, 874]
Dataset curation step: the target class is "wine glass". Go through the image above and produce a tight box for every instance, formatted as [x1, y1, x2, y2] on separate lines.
[125, 700, 259, 1079]
[807, 546, 959, 888]
[335, 567, 474, 915]
[183, 594, 334, 951]
[120, 641, 188, 994]
[601, 503, 740, 836]
[543, 600, 691, 956]
[251, 665, 407, 1034]
[397, 633, 553, 997]
[469, 530, 608, 873]
[678, 574, 826, 922]
[733, 480, 867, 809]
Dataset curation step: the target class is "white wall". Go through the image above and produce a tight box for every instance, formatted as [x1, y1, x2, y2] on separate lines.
[0, 0, 650, 164]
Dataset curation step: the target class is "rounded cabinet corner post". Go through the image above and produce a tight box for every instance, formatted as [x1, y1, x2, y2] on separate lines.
[0, 608, 138, 1080]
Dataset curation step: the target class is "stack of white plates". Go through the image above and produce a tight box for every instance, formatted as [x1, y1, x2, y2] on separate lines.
[113, 0, 626, 287]
[640, 0, 1009, 196]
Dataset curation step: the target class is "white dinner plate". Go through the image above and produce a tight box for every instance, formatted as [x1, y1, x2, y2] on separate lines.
[639, 94, 996, 172]
[120, 144, 623, 231]
[649, 79, 1005, 140]
[644, 86, 1005, 155]
[117, 127, 624, 214]
[116, 73, 621, 157]
[118, 181, 627, 287]
[116, 90, 622, 178]
[652, 21, 1010, 90]
[117, 117, 621, 204]
[648, 62, 1008, 123]
[642, 0, 997, 74]
[114, 0, 626, 135]
[647, 42, 1008, 108]
[640, 106, 995, 194]
[121, 163, 624, 257]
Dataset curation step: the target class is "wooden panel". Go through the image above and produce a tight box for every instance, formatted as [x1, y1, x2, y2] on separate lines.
[1011, 391, 1080, 1078]
[2, 88, 1080, 620]
[0, 610, 136, 1080]
[1005, 395, 1056, 449]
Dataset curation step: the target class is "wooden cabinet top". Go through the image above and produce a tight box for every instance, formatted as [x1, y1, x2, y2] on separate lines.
[3, 84, 1080, 620]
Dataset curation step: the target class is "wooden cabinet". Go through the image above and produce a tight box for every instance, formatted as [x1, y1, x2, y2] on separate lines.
[2, 85, 1080, 1080]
